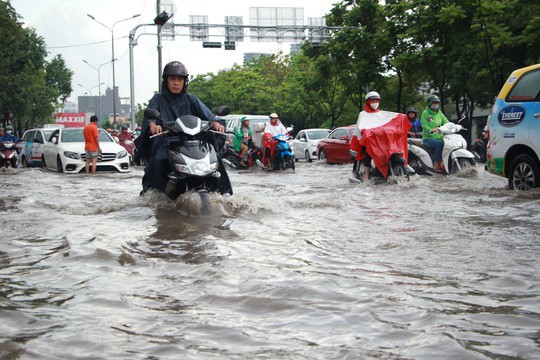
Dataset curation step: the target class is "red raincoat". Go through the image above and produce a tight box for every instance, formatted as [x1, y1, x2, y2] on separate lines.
[350, 104, 411, 178]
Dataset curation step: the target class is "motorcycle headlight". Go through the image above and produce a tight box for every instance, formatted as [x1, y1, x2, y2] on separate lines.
[117, 150, 128, 158]
[63, 151, 80, 159]
[174, 160, 219, 176]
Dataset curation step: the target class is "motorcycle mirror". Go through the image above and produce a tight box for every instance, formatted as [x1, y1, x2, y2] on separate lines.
[215, 106, 230, 117]
[144, 109, 160, 120]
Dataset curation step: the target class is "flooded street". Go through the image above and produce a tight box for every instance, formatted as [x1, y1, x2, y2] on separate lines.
[1, 162, 539, 359]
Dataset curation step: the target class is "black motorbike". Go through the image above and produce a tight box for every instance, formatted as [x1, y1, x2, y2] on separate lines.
[144, 106, 230, 206]
[221, 142, 263, 170]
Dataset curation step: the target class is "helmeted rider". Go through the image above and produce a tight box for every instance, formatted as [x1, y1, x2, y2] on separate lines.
[421, 95, 448, 173]
[350, 91, 381, 181]
[118, 125, 132, 143]
[134, 60, 232, 195]
[0, 125, 20, 153]
[262, 112, 288, 169]
[1, 125, 19, 143]
[406, 107, 423, 138]
[234, 116, 252, 167]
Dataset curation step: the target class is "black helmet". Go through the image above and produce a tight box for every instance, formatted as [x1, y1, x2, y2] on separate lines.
[162, 61, 189, 78]
[407, 107, 417, 114]
[426, 95, 440, 105]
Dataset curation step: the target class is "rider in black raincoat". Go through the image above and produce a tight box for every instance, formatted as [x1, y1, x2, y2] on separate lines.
[134, 61, 233, 195]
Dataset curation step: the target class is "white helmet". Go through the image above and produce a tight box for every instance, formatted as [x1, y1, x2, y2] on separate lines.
[269, 112, 278, 118]
[365, 91, 381, 101]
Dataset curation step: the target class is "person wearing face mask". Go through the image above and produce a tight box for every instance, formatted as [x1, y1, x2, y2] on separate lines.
[350, 91, 382, 181]
[421, 95, 448, 173]
[1, 125, 19, 143]
[135, 60, 232, 195]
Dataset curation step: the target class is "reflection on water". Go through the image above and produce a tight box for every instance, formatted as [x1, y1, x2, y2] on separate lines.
[0, 165, 538, 359]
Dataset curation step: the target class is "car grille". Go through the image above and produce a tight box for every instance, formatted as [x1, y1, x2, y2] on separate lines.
[80, 152, 118, 162]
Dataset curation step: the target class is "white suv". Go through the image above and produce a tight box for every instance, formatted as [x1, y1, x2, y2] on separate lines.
[486, 63, 540, 190]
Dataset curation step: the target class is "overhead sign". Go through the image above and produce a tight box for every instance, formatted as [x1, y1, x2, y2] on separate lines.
[250, 7, 304, 42]
[55, 112, 86, 127]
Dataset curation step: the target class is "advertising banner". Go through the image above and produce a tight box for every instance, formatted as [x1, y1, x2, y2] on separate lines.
[55, 112, 86, 127]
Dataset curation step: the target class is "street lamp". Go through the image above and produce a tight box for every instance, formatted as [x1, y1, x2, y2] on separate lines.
[87, 13, 140, 125]
[128, 13, 172, 131]
[83, 59, 116, 127]
[77, 83, 90, 94]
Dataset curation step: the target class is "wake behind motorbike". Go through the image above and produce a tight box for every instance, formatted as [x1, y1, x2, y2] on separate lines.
[0, 141, 20, 168]
[408, 122, 476, 175]
[144, 106, 230, 204]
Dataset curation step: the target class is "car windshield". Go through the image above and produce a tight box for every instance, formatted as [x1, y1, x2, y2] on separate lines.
[308, 130, 331, 140]
[61, 129, 112, 143]
[43, 130, 55, 141]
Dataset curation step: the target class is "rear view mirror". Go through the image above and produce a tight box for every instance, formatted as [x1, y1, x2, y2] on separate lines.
[144, 109, 160, 120]
[216, 106, 230, 117]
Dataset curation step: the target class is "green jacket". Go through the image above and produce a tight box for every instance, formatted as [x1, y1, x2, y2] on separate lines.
[421, 108, 448, 141]
[234, 125, 252, 151]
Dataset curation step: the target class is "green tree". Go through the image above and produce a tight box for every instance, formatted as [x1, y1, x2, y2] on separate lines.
[0, 1, 73, 131]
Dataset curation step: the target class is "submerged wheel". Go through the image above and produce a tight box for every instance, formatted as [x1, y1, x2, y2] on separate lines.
[450, 158, 475, 175]
[391, 162, 409, 181]
[508, 154, 540, 190]
[21, 156, 29, 168]
[305, 150, 312, 163]
[57, 156, 63, 173]
[41, 155, 47, 169]
[318, 149, 327, 162]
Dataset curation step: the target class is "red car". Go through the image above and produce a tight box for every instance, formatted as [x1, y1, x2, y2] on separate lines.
[316, 125, 356, 164]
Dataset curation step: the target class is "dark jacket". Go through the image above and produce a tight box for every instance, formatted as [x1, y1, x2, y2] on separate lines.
[135, 79, 232, 195]
[135, 80, 216, 160]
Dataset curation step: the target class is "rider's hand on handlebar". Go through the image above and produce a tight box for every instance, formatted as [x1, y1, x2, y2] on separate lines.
[149, 122, 163, 135]
[211, 121, 225, 134]
[431, 128, 441, 133]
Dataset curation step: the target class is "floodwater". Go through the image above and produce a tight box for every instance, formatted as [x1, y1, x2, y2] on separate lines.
[1, 162, 539, 360]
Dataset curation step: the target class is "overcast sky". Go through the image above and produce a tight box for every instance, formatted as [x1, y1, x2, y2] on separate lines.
[10, 0, 338, 109]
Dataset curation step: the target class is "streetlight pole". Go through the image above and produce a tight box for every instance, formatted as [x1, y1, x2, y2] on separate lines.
[83, 59, 116, 127]
[87, 13, 140, 126]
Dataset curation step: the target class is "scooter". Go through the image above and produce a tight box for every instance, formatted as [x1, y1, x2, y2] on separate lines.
[221, 142, 263, 170]
[0, 141, 20, 168]
[269, 134, 295, 171]
[349, 149, 409, 183]
[407, 122, 476, 175]
[144, 106, 230, 204]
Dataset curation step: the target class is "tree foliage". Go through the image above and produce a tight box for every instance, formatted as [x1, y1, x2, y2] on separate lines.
[0, 0, 73, 132]
[186, 0, 537, 140]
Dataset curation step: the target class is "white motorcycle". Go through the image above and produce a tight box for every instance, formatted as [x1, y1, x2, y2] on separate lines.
[408, 122, 476, 175]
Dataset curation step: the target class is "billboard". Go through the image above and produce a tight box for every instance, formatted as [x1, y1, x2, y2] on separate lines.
[55, 112, 86, 127]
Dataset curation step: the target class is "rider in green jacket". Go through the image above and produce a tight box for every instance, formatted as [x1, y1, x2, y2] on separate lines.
[421, 95, 448, 172]
[234, 116, 252, 167]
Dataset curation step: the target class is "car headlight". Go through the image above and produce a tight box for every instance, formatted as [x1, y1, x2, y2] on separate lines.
[63, 151, 80, 159]
[117, 150, 128, 158]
